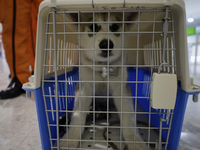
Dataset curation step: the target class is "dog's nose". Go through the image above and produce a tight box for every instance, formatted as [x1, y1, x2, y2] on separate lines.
[99, 39, 114, 50]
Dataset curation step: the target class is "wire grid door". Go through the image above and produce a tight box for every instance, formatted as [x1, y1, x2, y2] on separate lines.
[42, 6, 176, 150]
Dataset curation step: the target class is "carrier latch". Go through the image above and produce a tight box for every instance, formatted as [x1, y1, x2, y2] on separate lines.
[150, 6, 177, 110]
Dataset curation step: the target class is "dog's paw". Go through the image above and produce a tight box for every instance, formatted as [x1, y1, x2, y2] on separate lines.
[59, 131, 80, 150]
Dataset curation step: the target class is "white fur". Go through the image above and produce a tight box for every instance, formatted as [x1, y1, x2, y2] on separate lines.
[60, 13, 149, 150]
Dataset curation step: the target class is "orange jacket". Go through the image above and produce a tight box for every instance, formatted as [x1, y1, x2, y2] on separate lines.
[0, 0, 42, 84]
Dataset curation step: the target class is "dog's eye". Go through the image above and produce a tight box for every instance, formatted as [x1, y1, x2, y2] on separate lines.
[110, 24, 119, 32]
[89, 24, 101, 32]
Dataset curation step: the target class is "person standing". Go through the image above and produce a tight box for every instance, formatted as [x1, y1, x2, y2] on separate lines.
[0, 0, 43, 99]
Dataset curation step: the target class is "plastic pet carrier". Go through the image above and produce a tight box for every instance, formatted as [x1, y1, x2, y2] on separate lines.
[23, 0, 200, 150]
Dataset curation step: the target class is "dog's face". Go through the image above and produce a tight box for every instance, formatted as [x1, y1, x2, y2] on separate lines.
[68, 12, 137, 63]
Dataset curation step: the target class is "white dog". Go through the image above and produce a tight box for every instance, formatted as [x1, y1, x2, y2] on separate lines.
[60, 12, 148, 150]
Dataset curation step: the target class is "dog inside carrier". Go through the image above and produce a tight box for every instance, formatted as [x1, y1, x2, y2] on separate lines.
[23, 0, 200, 150]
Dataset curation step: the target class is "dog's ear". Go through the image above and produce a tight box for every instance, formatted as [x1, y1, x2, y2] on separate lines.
[66, 13, 93, 31]
[67, 13, 94, 23]
[65, 13, 78, 31]
[124, 12, 138, 29]
[124, 12, 138, 21]
[67, 13, 79, 23]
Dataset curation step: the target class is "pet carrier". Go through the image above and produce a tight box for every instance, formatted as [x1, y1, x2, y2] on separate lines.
[23, 0, 200, 150]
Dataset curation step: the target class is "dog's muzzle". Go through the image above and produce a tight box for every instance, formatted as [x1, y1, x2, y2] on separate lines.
[99, 39, 114, 57]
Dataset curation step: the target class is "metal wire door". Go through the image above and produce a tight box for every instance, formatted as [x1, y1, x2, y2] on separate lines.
[42, 5, 176, 150]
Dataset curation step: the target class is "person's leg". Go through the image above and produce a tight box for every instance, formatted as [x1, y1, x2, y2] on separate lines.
[0, 0, 2, 23]
[28, 1, 38, 74]
[29, 0, 43, 73]
[1, 0, 14, 79]
[15, 0, 32, 84]
[0, 0, 32, 99]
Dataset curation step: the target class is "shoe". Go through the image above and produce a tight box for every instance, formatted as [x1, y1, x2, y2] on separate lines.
[0, 77, 25, 100]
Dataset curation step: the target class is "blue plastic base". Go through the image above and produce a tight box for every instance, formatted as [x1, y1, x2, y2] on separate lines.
[167, 86, 199, 150]
[34, 87, 51, 150]
[25, 68, 199, 150]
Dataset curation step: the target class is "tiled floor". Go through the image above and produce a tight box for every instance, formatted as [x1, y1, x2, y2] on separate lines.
[0, 58, 42, 150]
[0, 55, 200, 150]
